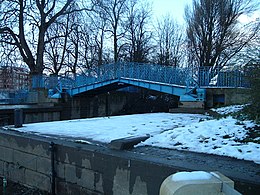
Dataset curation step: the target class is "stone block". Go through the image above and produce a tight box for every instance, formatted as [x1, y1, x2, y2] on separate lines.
[112, 168, 130, 195]
[64, 164, 77, 184]
[13, 149, 37, 171]
[56, 146, 92, 168]
[8, 165, 26, 184]
[77, 168, 95, 190]
[56, 180, 84, 195]
[0, 145, 13, 162]
[25, 169, 50, 192]
[82, 158, 91, 169]
[80, 186, 103, 195]
[94, 172, 103, 193]
[43, 113, 50, 121]
[0, 135, 11, 149]
[2, 162, 25, 184]
[37, 156, 51, 174]
[53, 112, 60, 121]
[0, 160, 4, 176]
[56, 161, 65, 179]
[0, 132, 50, 158]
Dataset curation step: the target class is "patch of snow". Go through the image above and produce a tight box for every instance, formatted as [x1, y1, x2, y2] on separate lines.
[209, 75, 218, 85]
[140, 116, 259, 164]
[171, 171, 212, 181]
[211, 105, 245, 115]
[7, 113, 207, 143]
[5, 112, 259, 164]
[0, 92, 9, 99]
[210, 172, 220, 179]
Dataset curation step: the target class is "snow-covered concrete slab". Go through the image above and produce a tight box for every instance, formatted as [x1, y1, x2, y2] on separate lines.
[4, 111, 259, 164]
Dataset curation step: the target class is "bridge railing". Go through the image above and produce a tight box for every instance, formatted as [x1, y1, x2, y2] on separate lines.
[30, 63, 249, 96]
[74, 62, 195, 88]
[198, 66, 249, 87]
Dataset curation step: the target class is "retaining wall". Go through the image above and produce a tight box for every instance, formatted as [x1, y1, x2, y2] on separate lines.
[0, 129, 259, 195]
[206, 88, 250, 107]
[0, 105, 61, 125]
[0, 129, 179, 194]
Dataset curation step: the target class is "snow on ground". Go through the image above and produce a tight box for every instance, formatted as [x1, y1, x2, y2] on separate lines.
[139, 116, 259, 164]
[7, 113, 207, 143]
[4, 108, 260, 164]
[211, 104, 245, 115]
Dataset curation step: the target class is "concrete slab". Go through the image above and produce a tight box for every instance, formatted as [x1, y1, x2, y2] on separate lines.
[109, 135, 150, 150]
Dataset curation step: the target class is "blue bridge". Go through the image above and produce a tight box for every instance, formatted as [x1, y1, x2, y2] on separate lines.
[39, 62, 248, 102]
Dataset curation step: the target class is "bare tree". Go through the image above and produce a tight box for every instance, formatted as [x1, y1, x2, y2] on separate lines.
[154, 16, 184, 66]
[44, 14, 71, 76]
[125, 0, 153, 63]
[92, 0, 129, 63]
[0, 0, 75, 77]
[88, 5, 108, 66]
[185, 0, 259, 72]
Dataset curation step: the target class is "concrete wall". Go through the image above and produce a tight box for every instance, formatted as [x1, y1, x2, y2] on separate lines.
[0, 130, 177, 195]
[206, 88, 250, 108]
[0, 106, 61, 125]
[65, 90, 178, 120]
[0, 130, 259, 195]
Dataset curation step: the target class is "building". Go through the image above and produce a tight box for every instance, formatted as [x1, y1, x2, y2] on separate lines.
[0, 66, 29, 91]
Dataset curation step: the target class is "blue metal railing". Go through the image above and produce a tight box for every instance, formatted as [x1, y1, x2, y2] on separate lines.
[73, 62, 194, 88]
[31, 63, 249, 95]
[198, 66, 249, 87]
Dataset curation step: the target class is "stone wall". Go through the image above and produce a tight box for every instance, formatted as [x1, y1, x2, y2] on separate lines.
[206, 88, 250, 108]
[0, 129, 259, 195]
[0, 106, 61, 125]
[66, 90, 178, 120]
[0, 130, 177, 195]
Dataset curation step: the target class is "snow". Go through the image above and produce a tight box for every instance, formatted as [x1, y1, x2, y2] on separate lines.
[171, 171, 212, 181]
[209, 75, 218, 85]
[211, 104, 245, 115]
[4, 109, 260, 164]
[0, 92, 8, 99]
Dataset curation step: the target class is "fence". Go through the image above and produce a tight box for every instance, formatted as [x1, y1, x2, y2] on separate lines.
[31, 63, 249, 96]
[198, 66, 249, 88]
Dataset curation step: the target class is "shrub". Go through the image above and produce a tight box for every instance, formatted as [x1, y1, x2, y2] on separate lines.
[244, 63, 260, 123]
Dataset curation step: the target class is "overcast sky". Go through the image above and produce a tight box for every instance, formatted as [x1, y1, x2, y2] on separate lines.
[152, 0, 260, 24]
[152, 0, 192, 23]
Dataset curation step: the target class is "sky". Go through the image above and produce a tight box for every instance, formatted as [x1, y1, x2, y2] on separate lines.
[152, 0, 192, 23]
[151, 0, 260, 24]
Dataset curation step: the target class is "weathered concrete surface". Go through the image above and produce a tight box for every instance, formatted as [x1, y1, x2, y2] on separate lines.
[206, 88, 250, 107]
[64, 89, 179, 120]
[0, 128, 259, 195]
[0, 104, 61, 125]
[109, 135, 150, 150]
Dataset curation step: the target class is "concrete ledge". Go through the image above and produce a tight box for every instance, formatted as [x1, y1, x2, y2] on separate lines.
[109, 135, 150, 150]
[179, 101, 205, 109]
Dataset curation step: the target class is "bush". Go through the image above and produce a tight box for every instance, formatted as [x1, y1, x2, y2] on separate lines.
[244, 64, 260, 123]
